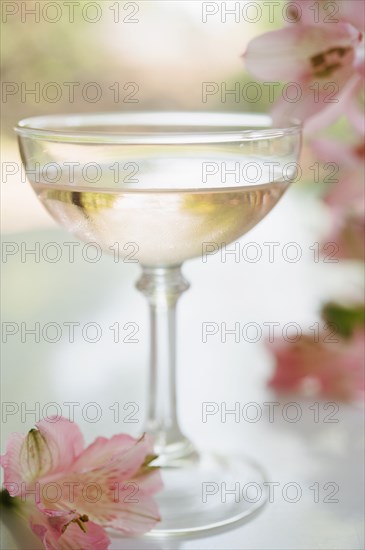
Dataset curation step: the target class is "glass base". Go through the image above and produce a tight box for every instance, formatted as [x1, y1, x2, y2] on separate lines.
[111, 453, 267, 539]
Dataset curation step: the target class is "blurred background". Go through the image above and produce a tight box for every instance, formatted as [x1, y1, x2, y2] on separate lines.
[1, 2, 364, 549]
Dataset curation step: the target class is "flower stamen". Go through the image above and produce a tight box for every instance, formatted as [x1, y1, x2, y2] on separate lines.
[62, 513, 89, 534]
[310, 46, 351, 77]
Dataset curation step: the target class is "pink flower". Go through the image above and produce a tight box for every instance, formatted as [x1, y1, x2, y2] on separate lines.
[268, 330, 365, 401]
[244, 22, 362, 127]
[1, 418, 162, 548]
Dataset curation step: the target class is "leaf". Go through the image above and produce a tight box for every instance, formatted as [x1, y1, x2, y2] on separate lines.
[322, 301, 365, 338]
[0, 489, 19, 510]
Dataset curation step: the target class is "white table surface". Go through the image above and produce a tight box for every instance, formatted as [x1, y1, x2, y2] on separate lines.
[1, 186, 364, 549]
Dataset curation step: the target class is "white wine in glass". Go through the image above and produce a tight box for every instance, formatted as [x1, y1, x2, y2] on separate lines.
[17, 112, 301, 535]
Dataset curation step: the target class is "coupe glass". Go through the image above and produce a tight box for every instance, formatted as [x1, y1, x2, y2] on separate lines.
[16, 112, 301, 536]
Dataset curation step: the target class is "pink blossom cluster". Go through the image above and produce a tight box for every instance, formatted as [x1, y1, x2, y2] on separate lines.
[244, 0, 364, 401]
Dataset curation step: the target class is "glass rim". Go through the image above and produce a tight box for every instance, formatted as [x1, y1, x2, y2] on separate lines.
[15, 112, 302, 144]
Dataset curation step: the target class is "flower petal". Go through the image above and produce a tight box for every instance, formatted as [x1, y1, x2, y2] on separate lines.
[311, 137, 357, 168]
[271, 72, 362, 129]
[324, 172, 364, 214]
[71, 433, 146, 473]
[30, 508, 110, 550]
[287, 0, 365, 31]
[244, 23, 361, 81]
[338, 0, 365, 31]
[302, 73, 363, 133]
[35, 417, 84, 476]
[324, 212, 365, 261]
[47, 521, 110, 550]
[1, 433, 26, 495]
[132, 466, 164, 495]
[20, 429, 55, 483]
[106, 492, 161, 536]
[347, 84, 365, 135]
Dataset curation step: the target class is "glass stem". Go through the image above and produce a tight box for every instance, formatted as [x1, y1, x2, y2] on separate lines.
[136, 265, 197, 465]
